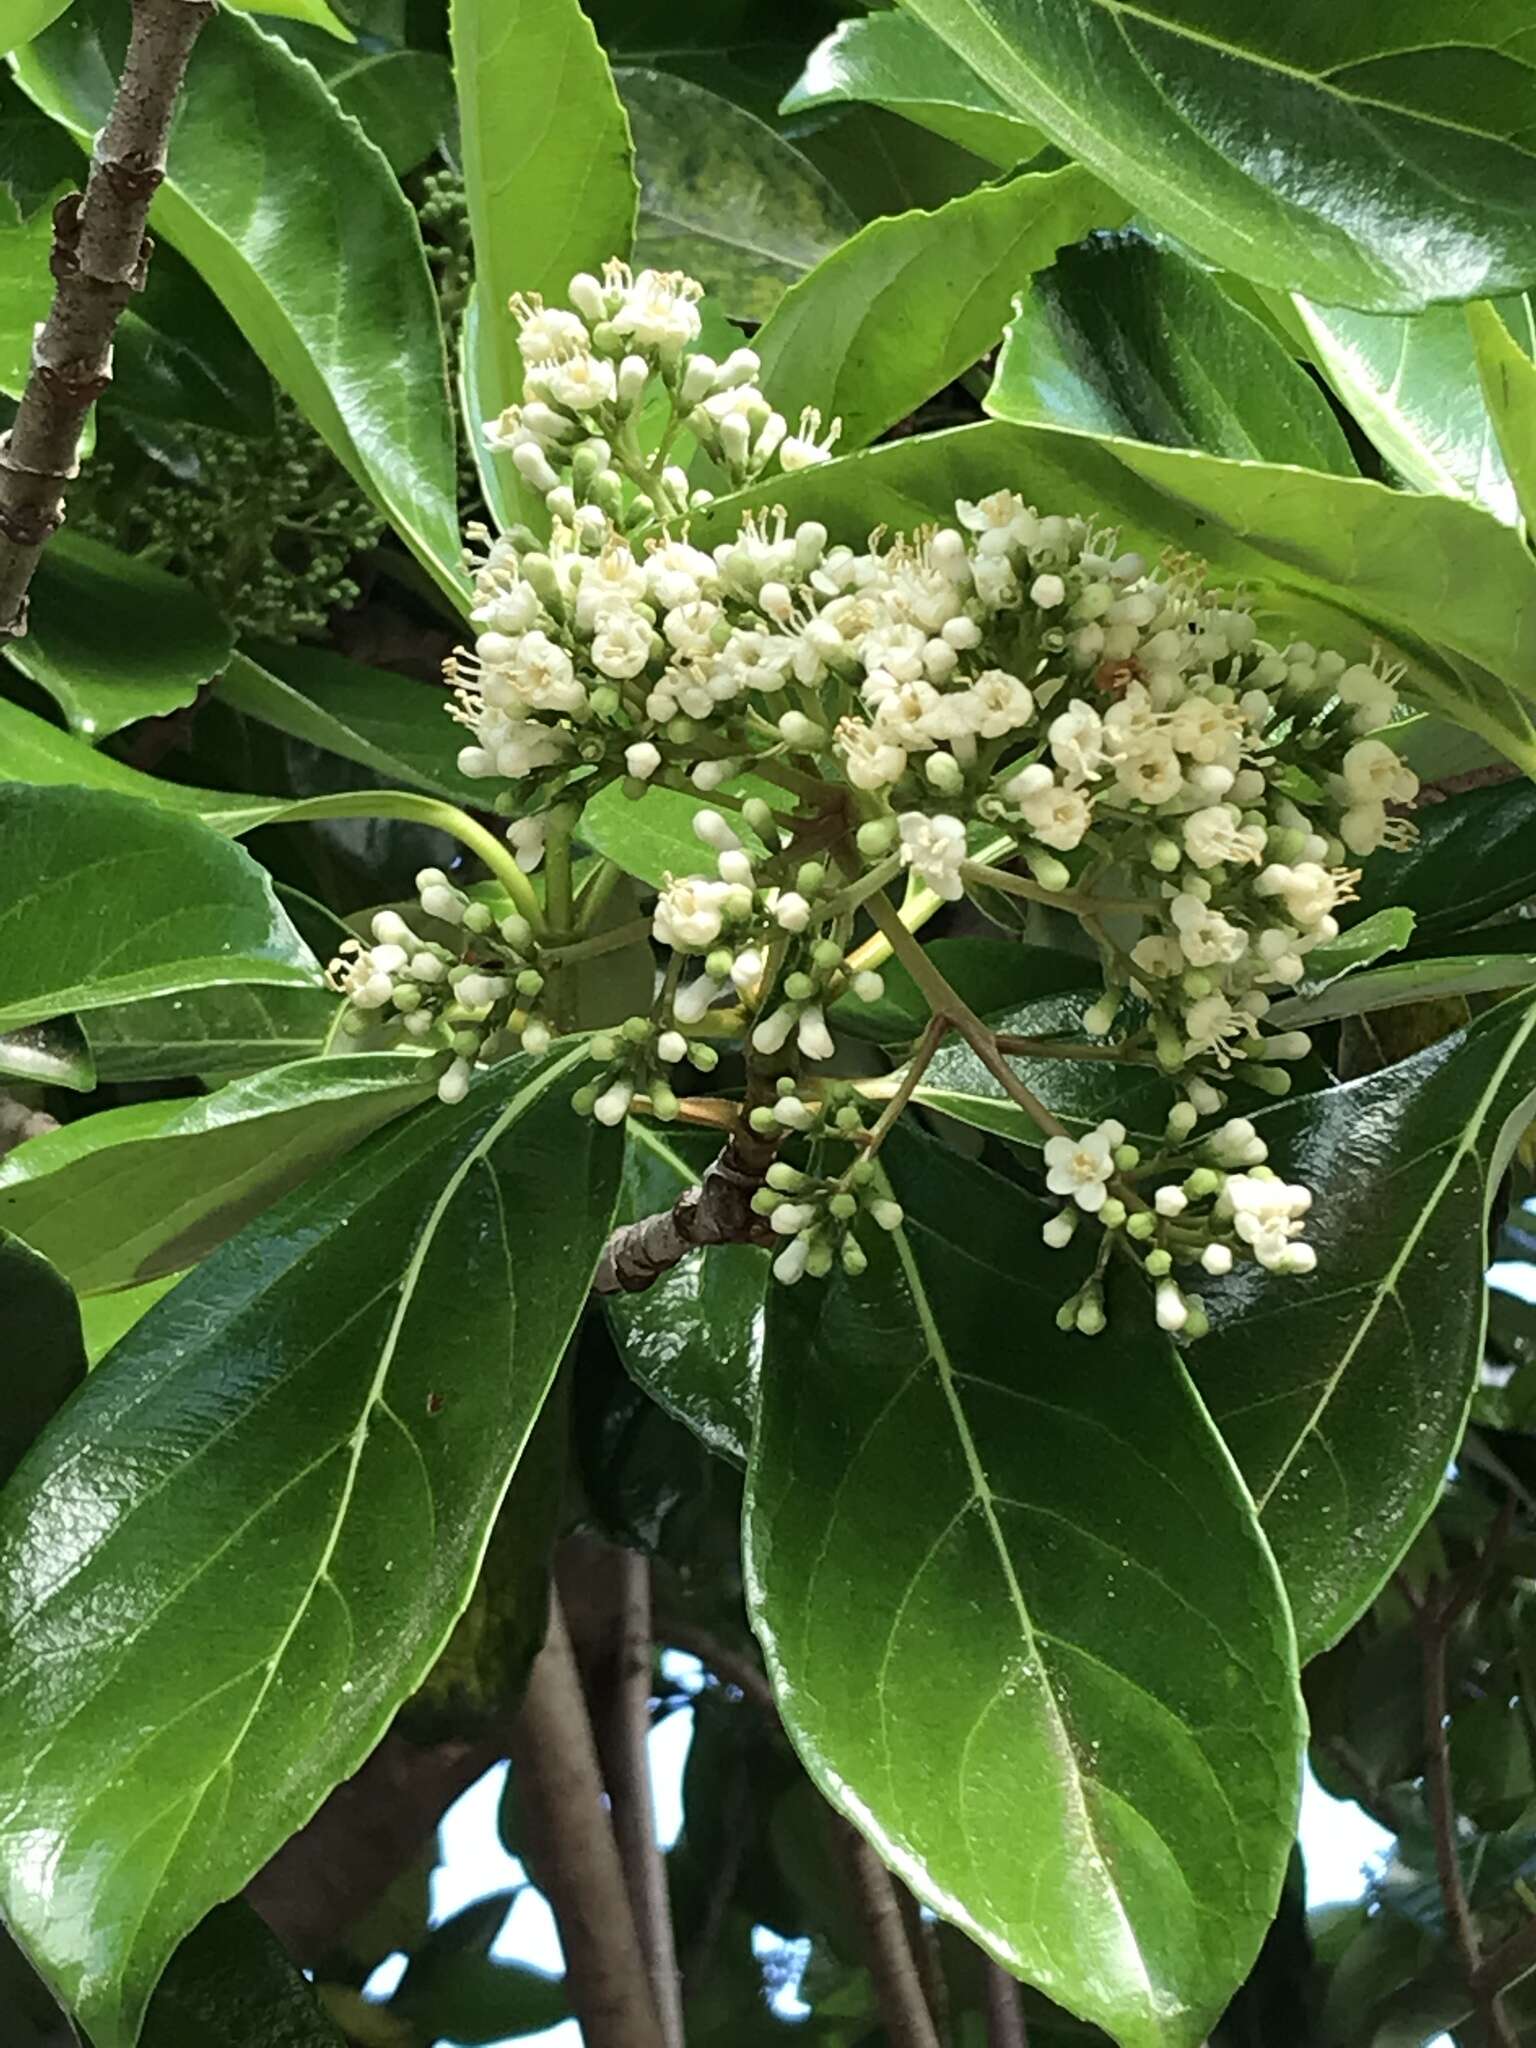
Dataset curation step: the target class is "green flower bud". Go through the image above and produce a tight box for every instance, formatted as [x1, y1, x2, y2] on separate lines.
[811, 938, 843, 974]
[705, 948, 734, 982]
[1099, 1197, 1127, 1230]
[516, 968, 545, 998]
[687, 1042, 720, 1072]
[829, 1191, 858, 1221]
[1149, 837, 1182, 873]
[463, 901, 494, 934]
[797, 861, 827, 896]
[840, 1236, 869, 1277]
[742, 798, 778, 843]
[1112, 1144, 1140, 1171]
[856, 817, 898, 860]
[1024, 848, 1071, 893]
[1145, 1248, 1173, 1277]
[1183, 1168, 1221, 1199]
[1126, 1211, 1156, 1241]
[749, 1105, 778, 1134]
[621, 1014, 652, 1043]
[752, 1188, 783, 1215]
[650, 1081, 679, 1121]
[784, 971, 815, 1002]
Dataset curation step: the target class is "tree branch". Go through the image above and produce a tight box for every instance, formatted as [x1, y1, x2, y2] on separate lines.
[983, 1958, 1029, 2048]
[507, 1591, 665, 2048]
[0, 0, 215, 637]
[593, 1118, 779, 1295]
[836, 1821, 941, 2048]
[897, 1883, 951, 2047]
[1401, 1500, 1520, 2048]
[601, 1549, 685, 2048]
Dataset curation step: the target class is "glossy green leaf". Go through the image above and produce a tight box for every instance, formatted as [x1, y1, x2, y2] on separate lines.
[1351, 780, 1536, 943]
[1468, 297, 1536, 530]
[617, 68, 859, 322]
[111, 239, 276, 437]
[0, 0, 65, 52]
[745, 1129, 1303, 2048]
[298, 40, 451, 174]
[832, 936, 1097, 1044]
[1265, 907, 1416, 1022]
[604, 1125, 766, 1466]
[579, 774, 780, 888]
[12, 0, 465, 606]
[782, 12, 1042, 170]
[1272, 939, 1536, 1030]
[0, 68, 74, 216]
[900, 0, 1536, 312]
[224, 0, 353, 39]
[994, 235, 1355, 471]
[83, 982, 336, 1082]
[140, 1903, 344, 2048]
[1294, 295, 1527, 522]
[452, 0, 636, 525]
[0, 1230, 85, 1485]
[0, 178, 52, 390]
[912, 993, 1174, 1149]
[0, 1014, 93, 1091]
[6, 532, 232, 740]
[0, 1047, 619, 2047]
[701, 420, 1536, 774]
[1195, 994, 1536, 1660]
[0, 1052, 435, 1293]
[0, 696, 276, 828]
[753, 166, 1125, 454]
[78, 1272, 185, 1368]
[0, 783, 322, 1032]
[221, 645, 475, 802]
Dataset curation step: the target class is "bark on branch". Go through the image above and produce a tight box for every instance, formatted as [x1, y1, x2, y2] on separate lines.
[593, 1119, 778, 1295]
[508, 1592, 665, 2048]
[0, 0, 214, 638]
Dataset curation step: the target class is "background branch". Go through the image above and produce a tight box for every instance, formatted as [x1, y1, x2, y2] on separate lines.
[507, 1590, 665, 2048]
[836, 1820, 942, 2048]
[984, 1957, 1029, 2048]
[0, 0, 215, 637]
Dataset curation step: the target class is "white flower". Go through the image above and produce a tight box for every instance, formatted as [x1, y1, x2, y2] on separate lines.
[507, 816, 547, 872]
[1031, 573, 1066, 609]
[1006, 764, 1092, 852]
[897, 812, 967, 900]
[1043, 1119, 1126, 1213]
[1253, 861, 1343, 929]
[1167, 697, 1242, 766]
[1341, 738, 1418, 806]
[485, 717, 570, 780]
[1182, 805, 1266, 871]
[541, 351, 617, 414]
[645, 539, 718, 609]
[1224, 1175, 1313, 1271]
[1153, 1185, 1188, 1217]
[572, 541, 647, 628]
[1339, 801, 1387, 857]
[333, 945, 397, 1009]
[594, 1078, 635, 1127]
[967, 668, 1035, 738]
[662, 599, 723, 661]
[625, 741, 662, 781]
[1200, 1242, 1234, 1276]
[589, 609, 653, 680]
[1170, 892, 1248, 968]
[1207, 1117, 1267, 1168]
[773, 891, 812, 933]
[780, 406, 841, 470]
[611, 267, 702, 352]
[1114, 735, 1184, 806]
[1337, 660, 1400, 733]
[653, 875, 733, 952]
[483, 630, 586, 714]
[1182, 992, 1248, 1061]
[956, 489, 1039, 557]
[1155, 1280, 1188, 1332]
[512, 303, 589, 363]
[1131, 933, 1184, 982]
[836, 718, 907, 791]
[1048, 701, 1106, 786]
[797, 1004, 834, 1060]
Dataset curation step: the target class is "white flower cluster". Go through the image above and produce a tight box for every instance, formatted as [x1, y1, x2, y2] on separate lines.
[1042, 1110, 1315, 1338]
[323, 258, 1428, 1321]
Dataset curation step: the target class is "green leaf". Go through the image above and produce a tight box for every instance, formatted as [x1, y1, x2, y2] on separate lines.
[0, 1047, 619, 2048]
[900, 0, 1536, 313]
[831, 936, 1098, 1044]
[12, 0, 465, 606]
[993, 235, 1356, 472]
[1293, 295, 1527, 523]
[0, 782, 322, 1033]
[78, 1271, 185, 1368]
[111, 239, 276, 438]
[221, 645, 476, 802]
[6, 532, 232, 740]
[224, 0, 353, 40]
[318, 46, 452, 176]
[0, 1230, 85, 1485]
[0, 696, 277, 828]
[452, 0, 637, 524]
[604, 1125, 766, 1466]
[1265, 906, 1416, 1020]
[579, 774, 781, 887]
[83, 981, 336, 1082]
[0, 176, 53, 388]
[0, 0, 67, 55]
[617, 67, 859, 322]
[913, 993, 1174, 1149]
[753, 166, 1126, 455]
[140, 1903, 344, 2048]
[1195, 993, 1536, 1660]
[0, 68, 74, 216]
[392, 1894, 568, 2043]
[1468, 297, 1536, 531]
[744, 1128, 1303, 2048]
[1351, 780, 1536, 943]
[1271, 939, 1536, 1030]
[700, 420, 1536, 775]
[0, 1014, 94, 1091]
[782, 12, 1043, 170]
[0, 1052, 436, 1294]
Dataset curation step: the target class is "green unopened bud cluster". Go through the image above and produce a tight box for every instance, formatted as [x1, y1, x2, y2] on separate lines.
[752, 1155, 903, 1286]
[573, 1012, 719, 1126]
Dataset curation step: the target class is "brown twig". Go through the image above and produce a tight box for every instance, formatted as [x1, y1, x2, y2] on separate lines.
[507, 1592, 665, 2048]
[983, 1958, 1029, 2047]
[836, 1821, 942, 2048]
[897, 1884, 952, 2046]
[1399, 1499, 1520, 2048]
[594, 1113, 779, 1295]
[0, 0, 215, 637]
[603, 1550, 684, 2048]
